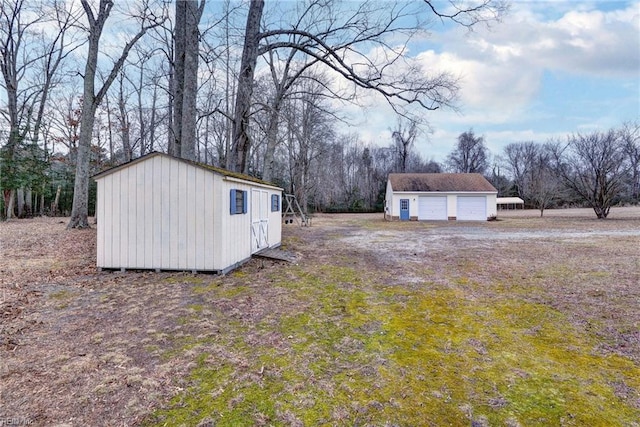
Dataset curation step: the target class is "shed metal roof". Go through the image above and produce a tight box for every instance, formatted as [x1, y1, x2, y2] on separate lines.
[388, 173, 497, 193]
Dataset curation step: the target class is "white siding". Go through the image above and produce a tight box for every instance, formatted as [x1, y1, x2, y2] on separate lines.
[385, 189, 497, 221]
[268, 191, 282, 249]
[487, 194, 497, 218]
[97, 155, 216, 271]
[447, 195, 457, 218]
[143, 159, 154, 268]
[215, 178, 251, 270]
[385, 180, 394, 218]
[96, 179, 105, 266]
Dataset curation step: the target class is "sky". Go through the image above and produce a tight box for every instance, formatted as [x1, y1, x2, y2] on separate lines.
[342, 0, 640, 164]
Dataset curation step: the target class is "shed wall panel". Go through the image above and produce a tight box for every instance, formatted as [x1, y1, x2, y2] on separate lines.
[125, 167, 136, 267]
[143, 159, 154, 268]
[154, 156, 166, 268]
[134, 163, 145, 267]
[107, 173, 115, 266]
[96, 180, 105, 266]
[215, 178, 252, 270]
[203, 174, 216, 269]
[112, 172, 122, 267]
[193, 168, 203, 269]
[177, 162, 187, 268]
[268, 191, 282, 248]
[184, 164, 196, 269]
[168, 161, 179, 268]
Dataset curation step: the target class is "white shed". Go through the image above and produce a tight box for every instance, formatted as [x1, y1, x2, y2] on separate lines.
[385, 173, 498, 221]
[93, 152, 283, 274]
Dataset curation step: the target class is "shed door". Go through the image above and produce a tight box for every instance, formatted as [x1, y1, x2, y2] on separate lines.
[251, 189, 269, 253]
[399, 199, 410, 221]
[418, 196, 447, 220]
[457, 196, 487, 221]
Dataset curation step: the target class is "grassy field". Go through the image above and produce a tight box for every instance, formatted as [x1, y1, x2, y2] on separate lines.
[1, 207, 639, 426]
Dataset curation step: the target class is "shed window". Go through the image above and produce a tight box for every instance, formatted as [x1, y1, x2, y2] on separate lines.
[271, 194, 280, 212]
[230, 189, 248, 215]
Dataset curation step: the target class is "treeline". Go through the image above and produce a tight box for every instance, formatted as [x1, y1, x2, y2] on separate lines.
[0, 1, 637, 221]
[1, 0, 508, 224]
[2, 115, 638, 219]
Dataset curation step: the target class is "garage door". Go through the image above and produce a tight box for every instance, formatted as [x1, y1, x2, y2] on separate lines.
[418, 196, 447, 220]
[457, 196, 487, 221]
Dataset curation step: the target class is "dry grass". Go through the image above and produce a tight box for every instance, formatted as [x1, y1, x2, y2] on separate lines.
[1, 208, 639, 426]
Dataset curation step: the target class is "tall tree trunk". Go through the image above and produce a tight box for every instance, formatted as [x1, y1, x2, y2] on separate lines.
[172, 0, 204, 161]
[24, 188, 32, 216]
[137, 61, 146, 155]
[149, 82, 157, 152]
[69, 0, 161, 228]
[68, 2, 105, 229]
[262, 105, 281, 182]
[52, 185, 61, 216]
[15, 188, 23, 218]
[230, 0, 264, 173]
[167, 65, 174, 154]
[118, 75, 132, 162]
[104, 93, 114, 162]
[172, 0, 185, 157]
[5, 189, 15, 219]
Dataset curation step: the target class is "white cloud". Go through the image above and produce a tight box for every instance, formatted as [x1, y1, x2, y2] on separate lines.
[420, 1, 639, 99]
[288, 1, 640, 164]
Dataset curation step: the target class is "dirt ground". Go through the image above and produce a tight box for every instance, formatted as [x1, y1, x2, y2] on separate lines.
[1, 207, 639, 426]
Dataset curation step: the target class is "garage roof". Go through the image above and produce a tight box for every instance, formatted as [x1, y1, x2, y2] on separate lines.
[389, 173, 497, 193]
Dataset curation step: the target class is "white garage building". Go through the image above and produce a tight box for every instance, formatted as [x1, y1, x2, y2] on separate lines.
[385, 173, 498, 221]
[93, 152, 283, 274]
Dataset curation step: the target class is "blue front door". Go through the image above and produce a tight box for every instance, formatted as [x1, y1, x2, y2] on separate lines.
[400, 199, 410, 221]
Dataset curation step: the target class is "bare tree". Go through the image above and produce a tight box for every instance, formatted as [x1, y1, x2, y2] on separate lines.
[228, 0, 507, 173]
[229, 0, 264, 173]
[259, 48, 322, 182]
[116, 72, 132, 162]
[0, 0, 79, 218]
[446, 129, 489, 173]
[282, 77, 335, 213]
[391, 118, 419, 173]
[529, 144, 562, 216]
[551, 130, 628, 219]
[619, 121, 640, 202]
[68, 0, 165, 229]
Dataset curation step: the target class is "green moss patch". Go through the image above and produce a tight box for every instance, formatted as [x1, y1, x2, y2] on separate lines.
[147, 263, 640, 426]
